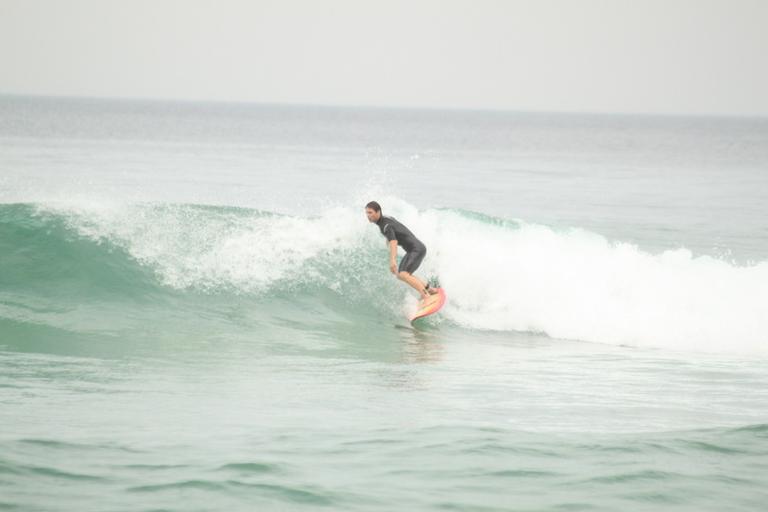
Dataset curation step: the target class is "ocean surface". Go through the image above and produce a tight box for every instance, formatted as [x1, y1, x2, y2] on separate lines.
[1, 95, 768, 511]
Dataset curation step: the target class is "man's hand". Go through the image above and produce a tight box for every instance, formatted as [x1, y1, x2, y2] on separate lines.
[390, 260, 397, 274]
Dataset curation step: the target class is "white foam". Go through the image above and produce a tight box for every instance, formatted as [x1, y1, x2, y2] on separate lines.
[418, 209, 768, 354]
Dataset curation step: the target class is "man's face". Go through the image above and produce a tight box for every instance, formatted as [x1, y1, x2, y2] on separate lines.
[365, 208, 380, 223]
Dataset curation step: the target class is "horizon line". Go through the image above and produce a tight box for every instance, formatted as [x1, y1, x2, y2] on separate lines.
[1, 91, 766, 121]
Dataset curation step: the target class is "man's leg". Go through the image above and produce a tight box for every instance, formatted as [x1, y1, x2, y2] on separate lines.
[398, 271, 429, 300]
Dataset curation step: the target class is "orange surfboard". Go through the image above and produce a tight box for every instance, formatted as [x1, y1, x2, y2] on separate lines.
[410, 288, 447, 324]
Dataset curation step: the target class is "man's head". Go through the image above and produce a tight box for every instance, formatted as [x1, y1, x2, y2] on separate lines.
[365, 201, 382, 222]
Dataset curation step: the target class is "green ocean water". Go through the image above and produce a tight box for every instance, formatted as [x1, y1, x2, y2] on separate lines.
[2, 97, 768, 511]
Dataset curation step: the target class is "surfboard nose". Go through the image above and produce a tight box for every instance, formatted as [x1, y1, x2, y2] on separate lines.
[410, 288, 447, 323]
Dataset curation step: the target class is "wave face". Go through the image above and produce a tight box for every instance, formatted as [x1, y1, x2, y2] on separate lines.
[2, 201, 767, 353]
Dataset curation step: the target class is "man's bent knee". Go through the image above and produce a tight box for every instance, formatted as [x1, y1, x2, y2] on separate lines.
[397, 271, 411, 280]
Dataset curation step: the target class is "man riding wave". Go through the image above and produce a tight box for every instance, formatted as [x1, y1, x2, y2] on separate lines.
[365, 201, 438, 301]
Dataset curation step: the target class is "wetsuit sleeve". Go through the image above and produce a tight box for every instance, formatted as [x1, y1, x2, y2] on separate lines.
[382, 223, 397, 243]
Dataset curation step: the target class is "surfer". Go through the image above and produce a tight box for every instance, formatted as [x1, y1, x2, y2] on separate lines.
[365, 201, 437, 301]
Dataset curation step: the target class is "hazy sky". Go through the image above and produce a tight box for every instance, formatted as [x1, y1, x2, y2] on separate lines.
[1, 0, 766, 115]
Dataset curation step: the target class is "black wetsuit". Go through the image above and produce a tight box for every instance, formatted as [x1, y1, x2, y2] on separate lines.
[376, 215, 427, 274]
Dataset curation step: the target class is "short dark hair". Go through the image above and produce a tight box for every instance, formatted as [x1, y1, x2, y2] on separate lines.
[365, 201, 381, 213]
